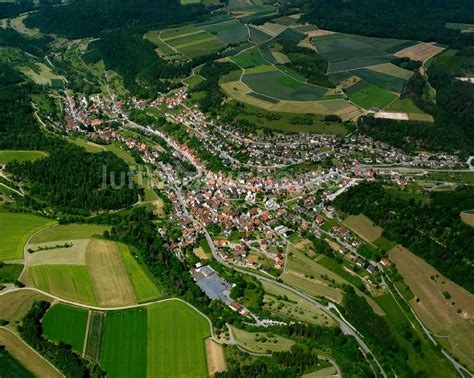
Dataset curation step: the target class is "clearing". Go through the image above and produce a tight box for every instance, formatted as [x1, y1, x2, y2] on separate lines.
[0, 150, 47, 164]
[342, 214, 383, 243]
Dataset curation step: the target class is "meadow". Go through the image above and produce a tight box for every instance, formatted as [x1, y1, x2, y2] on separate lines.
[0, 263, 22, 283]
[230, 325, 295, 353]
[342, 214, 383, 243]
[232, 47, 267, 68]
[0, 347, 34, 378]
[0, 150, 47, 164]
[29, 224, 109, 244]
[346, 80, 397, 109]
[0, 211, 54, 261]
[387, 98, 434, 122]
[42, 304, 88, 352]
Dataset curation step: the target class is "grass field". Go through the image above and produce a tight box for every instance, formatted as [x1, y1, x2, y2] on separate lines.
[232, 47, 267, 68]
[161, 27, 226, 58]
[230, 326, 294, 353]
[0, 150, 47, 164]
[100, 300, 210, 377]
[183, 74, 205, 88]
[68, 137, 106, 153]
[461, 211, 474, 227]
[342, 214, 383, 243]
[0, 211, 54, 261]
[346, 80, 397, 109]
[43, 304, 88, 352]
[387, 98, 434, 122]
[29, 224, 109, 244]
[261, 280, 336, 326]
[27, 265, 97, 305]
[0, 291, 49, 331]
[0, 347, 34, 378]
[389, 245, 474, 371]
[352, 68, 408, 93]
[118, 243, 161, 302]
[84, 311, 105, 362]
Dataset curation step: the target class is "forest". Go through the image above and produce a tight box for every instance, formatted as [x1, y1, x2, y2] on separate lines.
[300, 0, 474, 48]
[334, 183, 474, 293]
[24, 0, 209, 38]
[18, 301, 103, 377]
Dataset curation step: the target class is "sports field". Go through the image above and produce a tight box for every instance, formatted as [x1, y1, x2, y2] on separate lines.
[0, 211, 54, 261]
[100, 300, 211, 377]
[0, 150, 47, 164]
[43, 304, 88, 352]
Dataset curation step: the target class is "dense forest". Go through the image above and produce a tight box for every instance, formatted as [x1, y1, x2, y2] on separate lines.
[334, 183, 474, 293]
[0, 28, 52, 56]
[7, 144, 141, 214]
[0, 0, 60, 19]
[300, 0, 474, 48]
[18, 301, 104, 377]
[24, 0, 209, 38]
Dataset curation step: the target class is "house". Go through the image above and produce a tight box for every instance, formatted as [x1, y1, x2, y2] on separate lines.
[354, 257, 365, 268]
[315, 215, 325, 226]
[380, 258, 391, 267]
[367, 264, 377, 274]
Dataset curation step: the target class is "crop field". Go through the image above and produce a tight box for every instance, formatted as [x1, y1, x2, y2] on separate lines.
[352, 68, 408, 93]
[0, 347, 33, 378]
[368, 63, 414, 80]
[387, 98, 434, 122]
[342, 214, 383, 243]
[118, 243, 161, 302]
[232, 47, 267, 68]
[248, 26, 273, 44]
[242, 71, 328, 101]
[84, 311, 105, 362]
[29, 224, 109, 244]
[0, 328, 60, 378]
[346, 80, 397, 109]
[100, 300, 210, 377]
[43, 304, 88, 352]
[0, 211, 54, 261]
[143, 30, 177, 57]
[272, 16, 297, 26]
[0, 263, 22, 283]
[230, 325, 295, 353]
[445, 22, 474, 33]
[27, 239, 90, 266]
[394, 42, 445, 62]
[244, 64, 278, 74]
[86, 239, 137, 307]
[389, 245, 474, 370]
[329, 56, 394, 73]
[160, 27, 226, 58]
[0, 150, 47, 164]
[262, 280, 336, 326]
[27, 265, 97, 304]
[202, 19, 248, 44]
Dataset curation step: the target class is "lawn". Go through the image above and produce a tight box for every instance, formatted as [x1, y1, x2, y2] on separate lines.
[118, 243, 161, 302]
[27, 264, 97, 305]
[0, 211, 54, 261]
[43, 304, 88, 352]
[147, 301, 210, 377]
[0, 150, 47, 164]
[29, 224, 109, 244]
[101, 307, 148, 378]
[0, 347, 33, 378]
[347, 81, 398, 109]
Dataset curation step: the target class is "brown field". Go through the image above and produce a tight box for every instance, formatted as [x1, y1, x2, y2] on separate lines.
[342, 214, 383, 243]
[297, 36, 316, 51]
[307, 29, 336, 37]
[205, 339, 226, 375]
[460, 212, 474, 227]
[0, 290, 50, 330]
[27, 239, 90, 266]
[0, 327, 62, 377]
[260, 22, 287, 36]
[193, 246, 210, 260]
[85, 239, 137, 307]
[389, 245, 474, 370]
[394, 42, 444, 62]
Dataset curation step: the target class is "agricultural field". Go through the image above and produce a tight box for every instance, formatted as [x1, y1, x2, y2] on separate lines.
[445, 22, 474, 33]
[19, 62, 64, 86]
[42, 304, 89, 352]
[0, 150, 47, 164]
[261, 280, 336, 326]
[230, 325, 295, 353]
[183, 74, 205, 88]
[461, 211, 474, 227]
[201, 19, 248, 44]
[0, 211, 55, 261]
[100, 300, 211, 377]
[394, 42, 445, 62]
[389, 245, 474, 371]
[0, 328, 61, 378]
[0, 263, 22, 283]
[160, 26, 227, 58]
[29, 224, 109, 244]
[387, 98, 434, 122]
[346, 80, 398, 109]
[342, 214, 383, 243]
[232, 47, 267, 68]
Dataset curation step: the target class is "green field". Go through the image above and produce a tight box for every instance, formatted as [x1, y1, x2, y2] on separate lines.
[248, 26, 273, 44]
[183, 74, 205, 88]
[29, 224, 110, 244]
[0, 150, 47, 164]
[0, 211, 54, 261]
[118, 243, 161, 302]
[346, 80, 397, 109]
[232, 47, 267, 68]
[100, 300, 210, 377]
[201, 19, 248, 44]
[28, 265, 97, 305]
[352, 68, 408, 93]
[162, 28, 227, 58]
[387, 98, 434, 121]
[43, 304, 88, 352]
[0, 347, 33, 378]
[101, 307, 148, 378]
